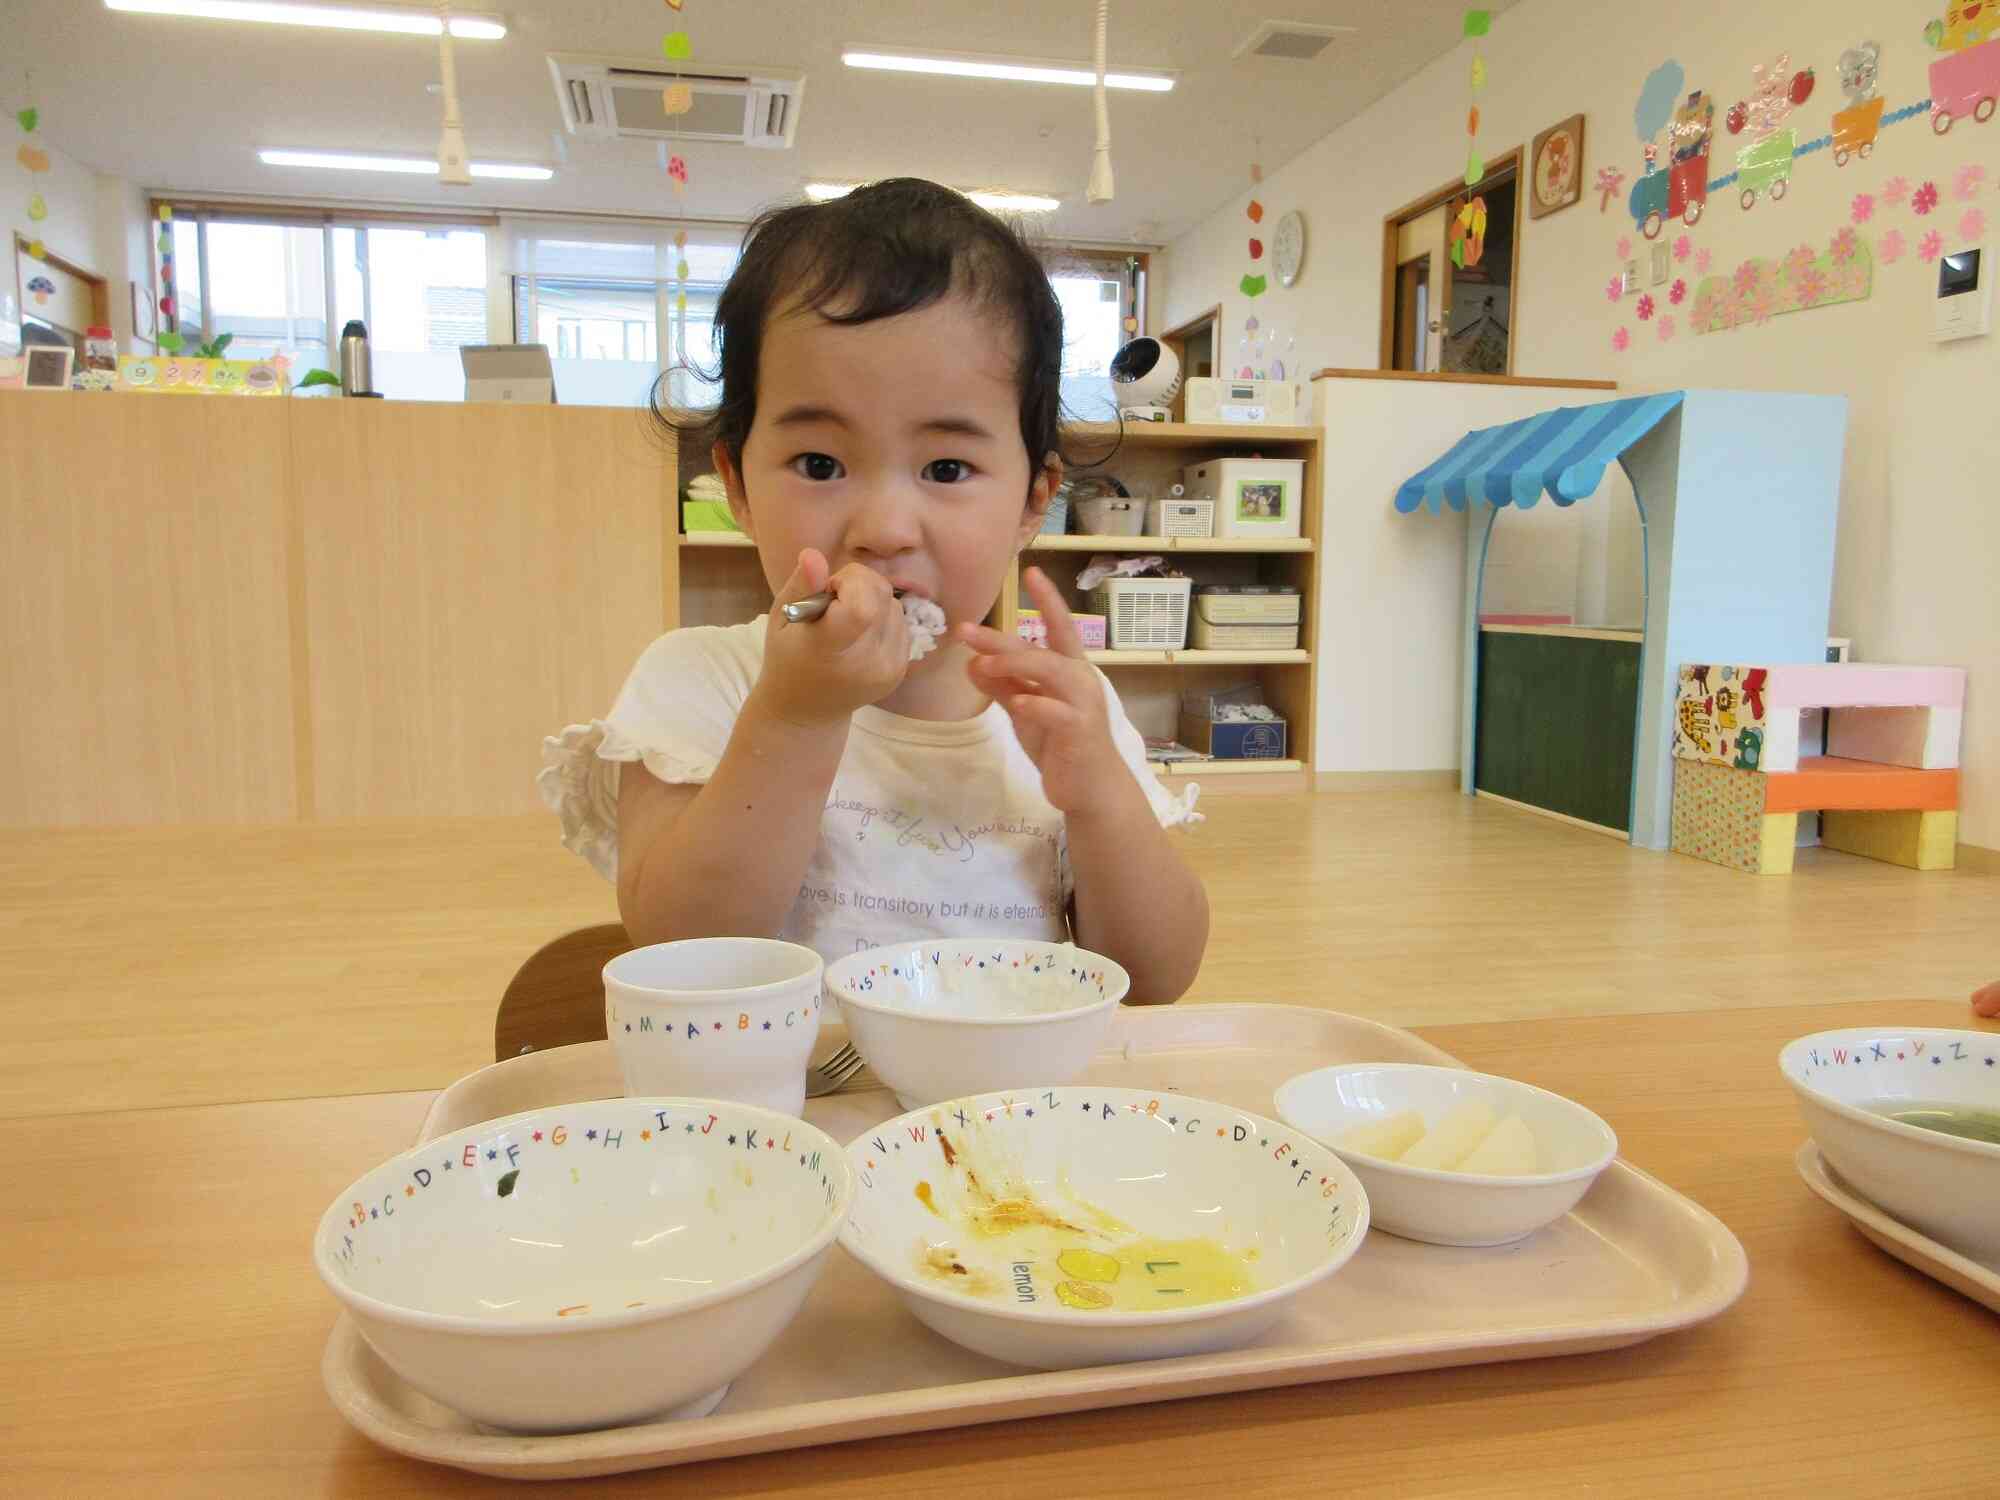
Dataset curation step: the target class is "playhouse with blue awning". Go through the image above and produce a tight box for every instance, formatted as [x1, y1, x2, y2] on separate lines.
[1393, 388, 1848, 851]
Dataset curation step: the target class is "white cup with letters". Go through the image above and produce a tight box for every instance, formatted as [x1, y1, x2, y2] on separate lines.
[604, 939, 824, 1117]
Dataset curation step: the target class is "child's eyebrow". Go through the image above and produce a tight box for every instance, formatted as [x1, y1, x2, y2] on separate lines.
[768, 406, 997, 442]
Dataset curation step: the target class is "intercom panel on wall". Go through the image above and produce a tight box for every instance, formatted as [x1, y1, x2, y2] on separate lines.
[1934, 245, 1992, 342]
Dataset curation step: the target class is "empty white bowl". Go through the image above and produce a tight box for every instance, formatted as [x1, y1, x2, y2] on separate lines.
[840, 1086, 1370, 1369]
[823, 940, 1128, 1109]
[314, 1098, 853, 1433]
[1275, 1064, 1618, 1247]
[1781, 1027, 2000, 1258]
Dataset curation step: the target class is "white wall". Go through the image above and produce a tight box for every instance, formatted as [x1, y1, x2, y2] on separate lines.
[3, 100, 150, 349]
[1165, 0, 2000, 846]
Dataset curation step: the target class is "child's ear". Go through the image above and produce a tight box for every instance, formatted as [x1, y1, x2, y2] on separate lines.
[713, 442, 754, 538]
[1016, 451, 1064, 550]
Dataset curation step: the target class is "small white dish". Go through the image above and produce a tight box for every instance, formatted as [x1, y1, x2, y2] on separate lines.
[823, 940, 1128, 1109]
[314, 1098, 852, 1433]
[1274, 1063, 1618, 1247]
[1781, 1027, 2000, 1259]
[839, 1085, 1369, 1369]
[604, 939, 824, 1116]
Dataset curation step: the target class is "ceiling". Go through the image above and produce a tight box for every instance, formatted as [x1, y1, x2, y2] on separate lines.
[12, 0, 1500, 245]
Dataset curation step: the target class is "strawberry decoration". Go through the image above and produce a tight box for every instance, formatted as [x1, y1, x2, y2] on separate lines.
[1249, 237, 1264, 260]
[1726, 100, 1747, 134]
[1788, 67, 1815, 107]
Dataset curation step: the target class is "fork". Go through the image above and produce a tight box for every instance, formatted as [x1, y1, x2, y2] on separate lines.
[805, 1041, 869, 1098]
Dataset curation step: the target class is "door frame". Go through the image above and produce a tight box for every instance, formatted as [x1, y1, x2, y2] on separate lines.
[1378, 148, 1524, 372]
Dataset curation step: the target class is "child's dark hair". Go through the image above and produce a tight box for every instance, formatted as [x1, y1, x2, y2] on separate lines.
[656, 178, 1077, 478]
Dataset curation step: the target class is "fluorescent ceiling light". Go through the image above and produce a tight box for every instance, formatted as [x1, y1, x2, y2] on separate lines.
[104, 1, 506, 40]
[806, 182, 1061, 214]
[842, 49, 1173, 92]
[260, 148, 551, 180]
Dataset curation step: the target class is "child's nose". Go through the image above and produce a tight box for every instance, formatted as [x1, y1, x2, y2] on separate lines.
[845, 479, 924, 559]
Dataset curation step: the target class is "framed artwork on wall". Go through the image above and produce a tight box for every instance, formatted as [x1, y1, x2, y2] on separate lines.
[1529, 113, 1586, 219]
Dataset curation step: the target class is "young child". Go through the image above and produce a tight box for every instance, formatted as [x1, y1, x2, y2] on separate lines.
[540, 179, 1209, 1002]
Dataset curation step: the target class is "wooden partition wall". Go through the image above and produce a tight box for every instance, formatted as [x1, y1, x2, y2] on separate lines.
[0, 392, 674, 826]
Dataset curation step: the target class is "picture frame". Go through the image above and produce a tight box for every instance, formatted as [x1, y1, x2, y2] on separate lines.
[23, 345, 74, 390]
[1529, 113, 1586, 220]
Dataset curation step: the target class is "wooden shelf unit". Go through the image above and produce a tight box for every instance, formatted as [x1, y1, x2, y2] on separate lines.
[672, 423, 1324, 792]
[1003, 421, 1322, 792]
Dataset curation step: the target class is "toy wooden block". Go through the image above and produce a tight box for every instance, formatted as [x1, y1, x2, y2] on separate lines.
[1821, 810, 1958, 871]
[1671, 759, 1797, 875]
[1675, 664, 1968, 774]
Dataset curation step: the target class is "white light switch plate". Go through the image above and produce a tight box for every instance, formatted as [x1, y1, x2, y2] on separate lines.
[1651, 244, 1671, 284]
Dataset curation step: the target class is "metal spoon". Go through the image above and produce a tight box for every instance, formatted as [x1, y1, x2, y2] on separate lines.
[782, 587, 905, 624]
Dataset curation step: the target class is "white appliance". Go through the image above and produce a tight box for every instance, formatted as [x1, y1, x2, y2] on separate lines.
[1184, 376, 1300, 426]
[1934, 245, 1992, 342]
[462, 345, 555, 404]
[549, 53, 803, 147]
[1108, 337, 1180, 422]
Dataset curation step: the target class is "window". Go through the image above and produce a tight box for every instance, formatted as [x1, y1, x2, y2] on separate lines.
[1040, 251, 1145, 421]
[508, 222, 740, 409]
[153, 202, 490, 398]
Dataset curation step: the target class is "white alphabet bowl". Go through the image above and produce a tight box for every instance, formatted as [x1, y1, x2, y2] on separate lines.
[839, 1086, 1369, 1369]
[1781, 1028, 2000, 1258]
[314, 1098, 852, 1433]
[823, 940, 1128, 1109]
[1274, 1064, 1618, 1247]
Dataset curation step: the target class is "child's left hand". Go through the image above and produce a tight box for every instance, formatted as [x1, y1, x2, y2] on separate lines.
[954, 568, 1136, 816]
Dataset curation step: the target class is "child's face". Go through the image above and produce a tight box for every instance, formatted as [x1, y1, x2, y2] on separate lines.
[718, 292, 1056, 640]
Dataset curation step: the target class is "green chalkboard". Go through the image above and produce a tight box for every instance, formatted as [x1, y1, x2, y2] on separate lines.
[1474, 630, 1641, 833]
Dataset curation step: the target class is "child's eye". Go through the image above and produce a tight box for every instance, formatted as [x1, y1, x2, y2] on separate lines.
[922, 459, 974, 484]
[791, 453, 845, 482]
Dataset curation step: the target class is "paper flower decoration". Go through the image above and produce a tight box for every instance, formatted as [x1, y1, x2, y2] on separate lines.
[1733, 260, 1761, 296]
[1829, 227, 1858, 264]
[1913, 181, 1939, 215]
[1669, 278, 1687, 304]
[1673, 234, 1692, 262]
[1955, 164, 1985, 201]
[1695, 247, 1713, 274]
[1882, 176, 1909, 204]
[1616, 234, 1632, 261]
[1605, 275, 1625, 302]
[1635, 293, 1656, 321]
[1657, 316, 1676, 341]
[1960, 208, 1987, 242]
[1919, 230, 1943, 263]
[1783, 244, 1816, 282]
[1449, 197, 1487, 269]
[1611, 326, 1630, 351]
[1851, 193, 1874, 224]
[1878, 228, 1906, 264]
[1594, 166, 1624, 211]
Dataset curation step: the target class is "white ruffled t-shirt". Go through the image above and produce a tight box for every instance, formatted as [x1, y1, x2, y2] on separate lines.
[539, 618, 1198, 962]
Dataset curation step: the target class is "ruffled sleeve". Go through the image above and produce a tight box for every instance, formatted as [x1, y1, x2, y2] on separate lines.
[536, 621, 763, 883]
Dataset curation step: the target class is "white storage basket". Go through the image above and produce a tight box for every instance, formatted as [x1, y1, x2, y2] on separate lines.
[1087, 577, 1192, 650]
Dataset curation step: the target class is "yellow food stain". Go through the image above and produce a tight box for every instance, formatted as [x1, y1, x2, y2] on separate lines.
[919, 1242, 1000, 1297]
[914, 1181, 941, 1216]
[1057, 1247, 1121, 1283]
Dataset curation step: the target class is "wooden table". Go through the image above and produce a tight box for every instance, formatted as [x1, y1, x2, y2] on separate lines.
[8, 1000, 1997, 1498]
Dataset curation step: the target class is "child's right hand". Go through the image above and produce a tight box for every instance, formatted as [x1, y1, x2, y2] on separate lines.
[752, 549, 912, 729]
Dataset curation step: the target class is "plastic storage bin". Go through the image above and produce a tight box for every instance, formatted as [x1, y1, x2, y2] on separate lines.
[1181, 458, 1305, 539]
[1074, 497, 1147, 536]
[1145, 498, 1216, 538]
[1087, 577, 1191, 650]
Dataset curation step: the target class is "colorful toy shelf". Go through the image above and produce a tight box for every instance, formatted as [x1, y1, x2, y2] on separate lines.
[1670, 662, 1967, 874]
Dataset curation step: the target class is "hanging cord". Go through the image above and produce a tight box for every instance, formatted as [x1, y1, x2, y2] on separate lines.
[1086, 0, 1114, 203]
[436, 2, 471, 184]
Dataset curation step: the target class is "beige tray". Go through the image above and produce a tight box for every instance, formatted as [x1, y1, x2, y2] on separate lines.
[1795, 1141, 2000, 1315]
[323, 1005, 1748, 1480]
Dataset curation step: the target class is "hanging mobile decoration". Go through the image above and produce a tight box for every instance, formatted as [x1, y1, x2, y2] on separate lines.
[1449, 195, 1488, 269]
[17, 86, 50, 257]
[1463, 10, 1491, 187]
[657, 1, 695, 362]
[156, 203, 185, 354]
[1239, 152, 1267, 300]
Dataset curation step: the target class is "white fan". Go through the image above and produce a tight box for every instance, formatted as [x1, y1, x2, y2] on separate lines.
[1109, 337, 1181, 422]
